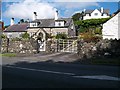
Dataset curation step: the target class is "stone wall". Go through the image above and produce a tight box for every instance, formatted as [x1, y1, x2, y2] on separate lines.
[77, 39, 120, 59]
[1, 39, 38, 54]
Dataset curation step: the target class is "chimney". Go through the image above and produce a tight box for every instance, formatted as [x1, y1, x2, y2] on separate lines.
[55, 10, 58, 20]
[10, 18, 14, 26]
[101, 7, 104, 13]
[33, 12, 37, 20]
[83, 9, 86, 13]
[27, 19, 30, 23]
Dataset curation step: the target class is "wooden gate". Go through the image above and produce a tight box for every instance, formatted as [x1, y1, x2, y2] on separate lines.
[50, 39, 77, 53]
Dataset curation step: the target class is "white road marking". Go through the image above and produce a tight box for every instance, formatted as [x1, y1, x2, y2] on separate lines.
[4, 66, 75, 75]
[73, 75, 120, 81]
[4, 66, 120, 81]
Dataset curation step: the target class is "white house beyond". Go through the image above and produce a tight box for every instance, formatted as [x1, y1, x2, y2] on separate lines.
[102, 12, 120, 40]
[83, 7, 110, 20]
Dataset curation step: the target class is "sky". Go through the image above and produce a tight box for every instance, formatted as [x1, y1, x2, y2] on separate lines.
[1, 0, 120, 26]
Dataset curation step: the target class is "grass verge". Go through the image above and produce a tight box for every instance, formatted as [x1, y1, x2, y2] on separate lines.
[89, 56, 120, 66]
[0, 53, 16, 57]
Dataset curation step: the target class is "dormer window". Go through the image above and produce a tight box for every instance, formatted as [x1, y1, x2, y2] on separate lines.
[37, 22, 41, 26]
[29, 22, 37, 27]
[55, 20, 65, 27]
[94, 13, 98, 16]
[58, 23, 61, 26]
[86, 14, 90, 16]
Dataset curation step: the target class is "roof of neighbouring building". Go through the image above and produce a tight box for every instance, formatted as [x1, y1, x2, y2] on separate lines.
[4, 23, 29, 32]
[84, 9, 109, 14]
[29, 18, 72, 28]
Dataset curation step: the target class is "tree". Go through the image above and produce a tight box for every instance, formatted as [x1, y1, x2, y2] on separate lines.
[72, 12, 83, 21]
[21, 32, 30, 39]
[55, 33, 67, 39]
[18, 19, 25, 24]
[75, 18, 111, 34]
[0, 34, 6, 38]
[4, 25, 10, 29]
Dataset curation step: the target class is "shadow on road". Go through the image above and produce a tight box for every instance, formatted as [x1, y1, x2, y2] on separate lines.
[2, 58, 120, 88]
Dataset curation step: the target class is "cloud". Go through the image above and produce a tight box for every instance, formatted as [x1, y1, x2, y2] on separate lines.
[58, 2, 99, 9]
[3, 0, 56, 20]
[2, 0, 120, 2]
[3, 0, 103, 20]
[52, 2, 99, 17]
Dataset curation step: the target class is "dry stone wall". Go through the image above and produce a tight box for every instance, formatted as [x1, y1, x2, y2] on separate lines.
[1, 39, 38, 54]
[77, 39, 120, 59]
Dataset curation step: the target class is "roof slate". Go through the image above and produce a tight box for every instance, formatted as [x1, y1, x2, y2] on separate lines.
[4, 18, 73, 32]
[85, 9, 109, 14]
[30, 18, 72, 28]
[4, 23, 28, 32]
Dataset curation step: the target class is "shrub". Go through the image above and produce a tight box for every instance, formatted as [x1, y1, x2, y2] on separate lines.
[0, 34, 6, 38]
[55, 33, 67, 39]
[94, 27, 102, 35]
[21, 32, 30, 39]
[11, 37, 22, 41]
[80, 32, 101, 43]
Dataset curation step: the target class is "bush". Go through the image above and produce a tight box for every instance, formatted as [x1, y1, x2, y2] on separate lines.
[11, 37, 22, 41]
[21, 32, 30, 39]
[80, 32, 101, 43]
[0, 34, 6, 38]
[94, 27, 102, 35]
[55, 33, 67, 39]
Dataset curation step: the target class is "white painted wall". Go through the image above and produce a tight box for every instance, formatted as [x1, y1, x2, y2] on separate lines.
[27, 27, 68, 37]
[51, 28, 68, 36]
[83, 9, 109, 20]
[3, 32, 25, 38]
[102, 12, 120, 40]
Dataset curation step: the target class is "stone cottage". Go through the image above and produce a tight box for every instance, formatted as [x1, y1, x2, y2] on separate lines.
[4, 10, 76, 39]
[3, 10, 76, 52]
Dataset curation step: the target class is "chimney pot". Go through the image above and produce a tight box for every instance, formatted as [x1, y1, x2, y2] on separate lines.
[101, 7, 104, 13]
[10, 18, 14, 26]
[83, 9, 86, 12]
[55, 10, 58, 20]
[33, 12, 37, 20]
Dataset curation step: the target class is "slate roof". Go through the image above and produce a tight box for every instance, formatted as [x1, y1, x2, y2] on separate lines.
[84, 9, 109, 14]
[85, 10, 94, 14]
[4, 23, 28, 32]
[4, 18, 73, 32]
[29, 18, 72, 28]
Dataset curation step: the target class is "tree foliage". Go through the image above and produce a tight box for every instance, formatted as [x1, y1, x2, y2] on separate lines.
[0, 34, 6, 38]
[75, 18, 111, 34]
[21, 32, 30, 39]
[75, 18, 110, 27]
[4, 25, 10, 28]
[72, 12, 83, 21]
[55, 33, 67, 39]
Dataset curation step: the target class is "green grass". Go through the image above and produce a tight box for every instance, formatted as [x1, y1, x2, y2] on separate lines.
[0, 53, 16, 57]
[77, 56, 120, 66]
[90, 57, 120, 66]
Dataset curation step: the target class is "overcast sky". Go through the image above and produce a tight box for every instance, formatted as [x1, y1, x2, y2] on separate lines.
[2, 0, 120, 25]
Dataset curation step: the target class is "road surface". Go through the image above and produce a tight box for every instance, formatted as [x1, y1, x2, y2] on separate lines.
[2, 60, 120, 88]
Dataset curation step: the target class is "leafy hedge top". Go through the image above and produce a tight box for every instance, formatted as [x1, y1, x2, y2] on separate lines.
[75, 18, 111, 27]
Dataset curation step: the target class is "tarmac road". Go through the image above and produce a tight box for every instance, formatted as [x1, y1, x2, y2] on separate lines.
[2, 61, 120, 88]
[1, 53, 120, 88]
